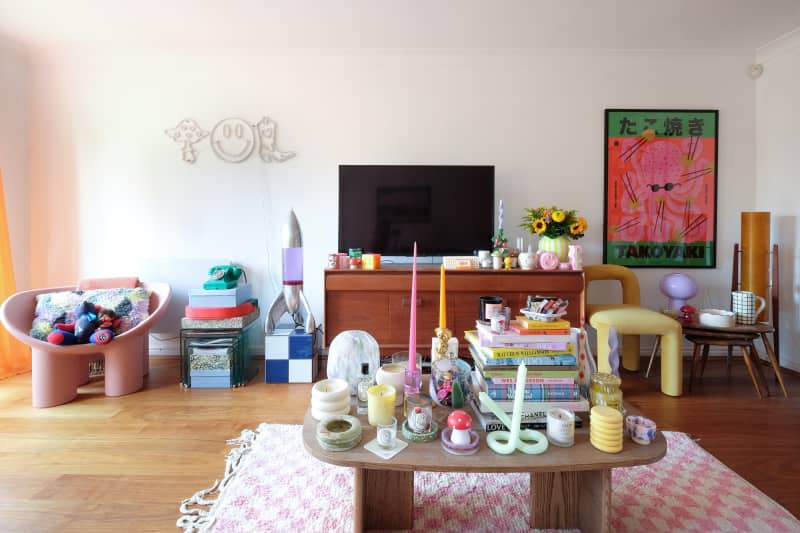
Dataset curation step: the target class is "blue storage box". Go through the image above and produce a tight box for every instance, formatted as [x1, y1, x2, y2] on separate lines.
[289, 328, 314, 359]
[188, 284, 253, 308]
[265, 326, 318, 383]
[190, 369, 233, 388]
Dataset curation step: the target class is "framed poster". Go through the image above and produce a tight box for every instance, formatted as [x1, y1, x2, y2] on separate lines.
[604, 109, 718, 268]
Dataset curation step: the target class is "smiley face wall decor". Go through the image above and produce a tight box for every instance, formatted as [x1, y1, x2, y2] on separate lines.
[164, 116, 296, 164]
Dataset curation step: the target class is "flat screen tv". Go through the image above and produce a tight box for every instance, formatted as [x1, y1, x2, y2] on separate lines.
[338, 165, 495, 257]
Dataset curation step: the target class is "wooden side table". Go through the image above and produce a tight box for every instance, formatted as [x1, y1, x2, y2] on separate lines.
[682, 322, 788, 398]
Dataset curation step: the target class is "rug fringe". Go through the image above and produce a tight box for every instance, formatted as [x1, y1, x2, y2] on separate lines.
[176, 425, 263, 532]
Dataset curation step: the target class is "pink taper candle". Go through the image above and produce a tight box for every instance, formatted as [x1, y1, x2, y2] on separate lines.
[408, 242, 417, 372]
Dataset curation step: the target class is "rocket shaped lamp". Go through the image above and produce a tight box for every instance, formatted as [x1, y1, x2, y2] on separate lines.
[266, 209, 316, 334]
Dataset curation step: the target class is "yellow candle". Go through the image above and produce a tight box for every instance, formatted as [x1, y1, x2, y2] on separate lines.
[367, 384, 396, 426]
[439, 264, 447, 329]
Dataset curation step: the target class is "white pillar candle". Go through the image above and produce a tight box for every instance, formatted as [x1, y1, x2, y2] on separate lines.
[375, 363, 405, 407]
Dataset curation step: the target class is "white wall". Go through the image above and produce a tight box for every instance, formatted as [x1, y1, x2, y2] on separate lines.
[27, 48, 759, 353]
[756, 31, 800, 371]
[0, 34, 30, 291]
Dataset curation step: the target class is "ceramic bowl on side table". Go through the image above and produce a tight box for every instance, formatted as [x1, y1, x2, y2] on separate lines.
[698, 308, 735, 328]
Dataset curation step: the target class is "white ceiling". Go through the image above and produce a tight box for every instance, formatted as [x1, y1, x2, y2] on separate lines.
[1, 0, 799, 52]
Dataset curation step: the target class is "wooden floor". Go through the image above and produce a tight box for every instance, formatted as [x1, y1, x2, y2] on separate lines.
[0, 355, 797, 532]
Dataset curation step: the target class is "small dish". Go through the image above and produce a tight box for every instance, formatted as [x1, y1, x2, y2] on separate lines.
[625, 415, 657, 445]
[698, 308, 735, 328]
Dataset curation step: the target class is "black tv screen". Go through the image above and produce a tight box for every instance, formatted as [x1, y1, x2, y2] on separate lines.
[338, 165, 495, 256]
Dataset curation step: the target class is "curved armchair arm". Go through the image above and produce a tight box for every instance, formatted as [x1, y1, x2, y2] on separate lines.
[584, 264, 641, 306]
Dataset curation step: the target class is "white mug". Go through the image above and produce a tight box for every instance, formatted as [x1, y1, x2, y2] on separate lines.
[731, 291, 766, 325]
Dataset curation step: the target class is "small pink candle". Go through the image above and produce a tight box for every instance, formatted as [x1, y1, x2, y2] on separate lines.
[408, 242, 417, 372]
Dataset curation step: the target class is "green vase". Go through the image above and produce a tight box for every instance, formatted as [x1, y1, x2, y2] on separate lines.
[538, 235, 570, 262]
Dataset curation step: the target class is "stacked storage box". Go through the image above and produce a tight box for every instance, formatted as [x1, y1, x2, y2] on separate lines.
[180, 283, 259, 388]
[264, 324, 318, 383]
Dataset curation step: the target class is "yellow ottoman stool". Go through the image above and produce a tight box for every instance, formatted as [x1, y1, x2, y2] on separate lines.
[590, 308, 683, 396]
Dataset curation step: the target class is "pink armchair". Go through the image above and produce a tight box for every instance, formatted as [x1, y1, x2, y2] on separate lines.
[0, 277, 171, 407]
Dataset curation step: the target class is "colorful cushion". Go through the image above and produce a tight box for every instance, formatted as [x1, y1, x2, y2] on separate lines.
[30, 287, 151, 341]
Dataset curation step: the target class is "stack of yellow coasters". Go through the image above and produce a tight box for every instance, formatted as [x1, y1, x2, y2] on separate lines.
[590, 405, 623, 453]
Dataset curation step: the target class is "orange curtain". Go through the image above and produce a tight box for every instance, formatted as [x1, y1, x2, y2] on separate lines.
[0, 168, 30, 379]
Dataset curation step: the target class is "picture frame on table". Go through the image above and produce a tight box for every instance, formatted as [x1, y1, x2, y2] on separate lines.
[603, 109, 718, 268]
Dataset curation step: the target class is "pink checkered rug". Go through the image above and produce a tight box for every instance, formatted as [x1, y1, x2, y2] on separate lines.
[177, 424, 799, 532]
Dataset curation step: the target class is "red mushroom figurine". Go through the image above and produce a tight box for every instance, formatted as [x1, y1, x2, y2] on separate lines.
[447, 410, 473, 446]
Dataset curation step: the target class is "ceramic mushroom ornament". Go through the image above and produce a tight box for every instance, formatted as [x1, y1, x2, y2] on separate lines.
[447, 410, 473, 446]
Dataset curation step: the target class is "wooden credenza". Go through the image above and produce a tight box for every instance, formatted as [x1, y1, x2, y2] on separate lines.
[324, 266, 585, 356]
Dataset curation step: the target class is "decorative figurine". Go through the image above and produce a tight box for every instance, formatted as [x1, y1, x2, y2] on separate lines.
[432, 264, 458, 362]
[266, 209, 316, 334]
[441, 409, 480, 455]
[401, 394, 438, 443]
[679, 304, 697, 325]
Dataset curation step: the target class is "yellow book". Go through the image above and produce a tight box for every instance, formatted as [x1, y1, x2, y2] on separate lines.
[515, 316, 571, 330]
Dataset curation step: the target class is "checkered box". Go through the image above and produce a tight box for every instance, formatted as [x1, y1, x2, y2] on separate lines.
[264, 326, 319, 383]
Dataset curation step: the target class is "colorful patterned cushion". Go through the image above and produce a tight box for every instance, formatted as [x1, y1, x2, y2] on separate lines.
[30, 287, 151, 341]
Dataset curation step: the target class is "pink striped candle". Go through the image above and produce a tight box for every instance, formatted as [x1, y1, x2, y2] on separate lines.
[408, 242, 417, 372]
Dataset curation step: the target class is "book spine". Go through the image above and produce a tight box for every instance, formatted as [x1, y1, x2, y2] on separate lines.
[467, 339, 577, 367]
[482, 421, 548, 431]
[514, 317, 571, 329]
[476, 397, 590, 414]
[509, 325, 571, 336]
[477, 331, 570, 350]
[485, 386, 581, 401]
[483, 354, 577, 366]
[486, 376, 576, 385]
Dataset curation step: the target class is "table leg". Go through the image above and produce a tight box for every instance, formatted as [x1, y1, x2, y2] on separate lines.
[700, 344, 710, 377]
[727, 346, 733, 377]
[530, 471, 578, 529]
[689, 342, 701, 392]
[530, 470, 610, 532]
[748, 342, 770, 397]
[353, 467, 413, 532]
[579, 469, 611, 533]
[761, 332, 789, 398]
[740, 345, 764, 399]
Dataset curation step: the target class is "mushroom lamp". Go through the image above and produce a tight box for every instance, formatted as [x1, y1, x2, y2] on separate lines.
[659, 273, 698, 311]
[447, 410, 473, 446]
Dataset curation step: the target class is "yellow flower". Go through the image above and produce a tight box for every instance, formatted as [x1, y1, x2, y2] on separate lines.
[552, 210, 565, 223]
[532, 219, 547, 234]
[570, 217, 588, 235]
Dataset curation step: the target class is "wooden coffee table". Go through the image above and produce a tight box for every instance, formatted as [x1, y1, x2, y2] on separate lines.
[303, 401, 666, 533]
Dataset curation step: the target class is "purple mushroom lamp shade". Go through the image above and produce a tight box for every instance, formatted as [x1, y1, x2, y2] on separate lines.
[659, 273, 698, 310]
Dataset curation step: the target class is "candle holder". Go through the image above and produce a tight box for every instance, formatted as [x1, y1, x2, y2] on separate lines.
[433, 327, 452, 362]
[403, 367, 421, 399]
[401, 394, 438, 443]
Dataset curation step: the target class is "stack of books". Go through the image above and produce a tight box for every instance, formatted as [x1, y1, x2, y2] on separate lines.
[466, 314, 589, 432]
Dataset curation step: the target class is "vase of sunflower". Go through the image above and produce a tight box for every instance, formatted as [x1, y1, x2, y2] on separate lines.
[521, 206, 587, 262]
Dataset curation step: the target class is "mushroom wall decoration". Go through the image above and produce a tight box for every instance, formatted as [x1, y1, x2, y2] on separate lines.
[165, 119, 209, 164]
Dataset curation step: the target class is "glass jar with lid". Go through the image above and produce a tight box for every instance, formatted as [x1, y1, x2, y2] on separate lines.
[589, 372, 623, 412]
